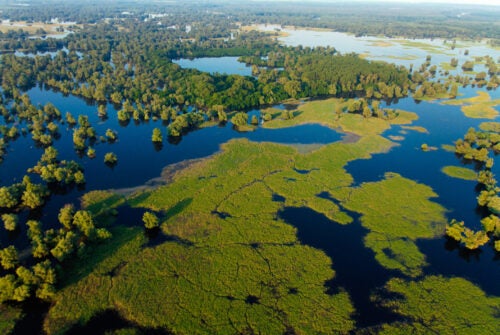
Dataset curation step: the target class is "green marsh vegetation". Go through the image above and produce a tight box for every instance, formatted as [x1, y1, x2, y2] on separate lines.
[40, 96, 455, 332]
[0, 1, 499, 333]
[441, 166, 478, 181]
[374, 276, 500, 334]
[443, 91, 500, 119]
[340, 172, 447, 277]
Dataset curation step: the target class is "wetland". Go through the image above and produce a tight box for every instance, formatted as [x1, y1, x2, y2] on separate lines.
[0, 1, 499, 334]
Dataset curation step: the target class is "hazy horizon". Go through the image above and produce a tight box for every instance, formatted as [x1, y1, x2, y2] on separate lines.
[249, 0, 500, 5]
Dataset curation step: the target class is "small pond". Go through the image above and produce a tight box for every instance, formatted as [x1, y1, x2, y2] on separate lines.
[172, 56, 253, 76]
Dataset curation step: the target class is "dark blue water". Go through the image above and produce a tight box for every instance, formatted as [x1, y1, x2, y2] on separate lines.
[279, 206, 400, 328]
[0, 86, 341, 249]
[347, 87, 500, 231]
[1, 87, 341, 190]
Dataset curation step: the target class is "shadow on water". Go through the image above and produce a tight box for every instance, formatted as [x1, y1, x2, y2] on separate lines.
[417, 237, 500, 296]
[65, 309, 172, 335]
[12, 300, 50, 335]
[278, 205, 400, 328]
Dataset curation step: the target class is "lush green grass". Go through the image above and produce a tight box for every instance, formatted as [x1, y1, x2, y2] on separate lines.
[400, 125, 428, 133]
[263, 98, 418, 137]
[441, 144, 456, 152]
[81, 190, 126, 217]
[394, 40, 453, 55]
[479, 121, 500, 133]
[442, 91, 500, 119]
[45, 140, 362, 334]
[375, 276, 500, 335]
[439, 61, 457, 71]
[341, 173, 447, 277]
[441, 166, 477, 181]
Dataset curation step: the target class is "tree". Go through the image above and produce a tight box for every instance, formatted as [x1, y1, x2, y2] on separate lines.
[104, 152, 118, 165]
[462, 61, 474, 71]
[281, 110, 294, 120]
[2, 213, 18, 231]
[362, 106, 372, 118]
[445, 219, 465, 242]
[218, 110, 228, 123]
[105, 129, 117, 142]
[152, 128, 163, 143]
[73, 210, 96, 239]
[450, 84, 458, 98]
[250, 115, 259, 125]
[97, 104, 107, 118]
[58, 204, 75, 229]
[143, 211, 159, 229]
[65, 112, 76, 126]
[0, 186, 19, 209]
[50, 231, 76, 262]
[0, 275, 17, 303]
[0, 246, 19, 270]
[87, 147, 96, 158]
[22, 188, 44, 209]
[262, 113, 272, 122]
[481, 215, 500, 236]
[231, 112, 248, 127]
[74, 170, 85, 184]
[26, 220, 49, 258]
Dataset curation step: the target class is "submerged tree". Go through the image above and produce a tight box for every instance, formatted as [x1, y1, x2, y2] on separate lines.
[143, 211, 160, 229]
[152, 128, 163, 143]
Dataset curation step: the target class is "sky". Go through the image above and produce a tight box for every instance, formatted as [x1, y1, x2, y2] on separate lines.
[252, 0, 500, 5]
[352, 0, 500, 5]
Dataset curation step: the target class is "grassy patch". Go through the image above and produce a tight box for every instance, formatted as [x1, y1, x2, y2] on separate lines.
[263, 98, 418, 137]
[0, 21, 78, 35]
[368, 40, 394, 47]
[394, 40, 452, 55]
[415, 91, 454, 101]
[441, 144, 456, 152]
[479, 122, 500, 133]
[81, 190, 126, 216]
[400, 125, 428, 133]
[341, 173, 447, 276]
[439, 61, 457, 71]
[443, 91, 500, 119]
[441, 166, 477, 181]
[389, 135, 405, 141]
[372, 54, 419, 61]
[375, 276, 500, 334]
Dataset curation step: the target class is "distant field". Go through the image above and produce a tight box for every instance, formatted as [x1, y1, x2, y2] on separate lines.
[0, 21, 78, 34]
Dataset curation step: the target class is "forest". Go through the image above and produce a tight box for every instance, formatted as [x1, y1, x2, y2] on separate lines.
[0, 1, 499, 334]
